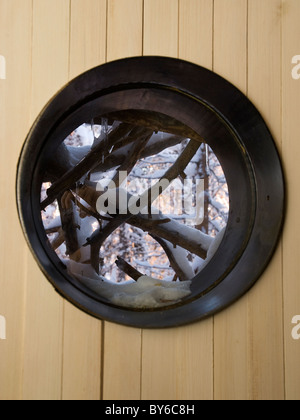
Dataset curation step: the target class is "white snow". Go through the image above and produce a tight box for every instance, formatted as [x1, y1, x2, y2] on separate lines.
[161, 218, 213, 251]
[66, 260, 191, 309]
[158, 239, 195, 281]
[200, 227, 226, 271]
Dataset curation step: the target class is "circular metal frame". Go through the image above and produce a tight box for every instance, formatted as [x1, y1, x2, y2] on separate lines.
[16, 57, 285, 328]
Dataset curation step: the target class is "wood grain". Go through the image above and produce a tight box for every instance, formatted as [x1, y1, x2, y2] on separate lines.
[213, 0, 248, 400]
[22, 0, 70, 400]
[247, 0, 284, 400]
[61, 0, 106, 401]
[282, 0, 300, 401]
[141, 0, 214, 401]
[102, 0, 144, 401]
[179, 0, 213, 68]
[144, 0, 179, 57]
[107, 0, 143, 61]
[69, 0, 107, 80]
[0, 0, 299, 400]
[0, 0, 32, 401]
[142, 321, 213, 400]
[103, 323, 142, 400]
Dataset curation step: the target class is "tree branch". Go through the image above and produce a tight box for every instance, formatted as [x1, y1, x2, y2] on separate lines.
[63, 184, 211, 259]
[41, 122, 133, 209]
[142, 138, 202, 211]
[50, 228, 65, 250]
[129, 214, 211, 259]
[115, 257, 143, 281]
[111, 128, 153, 187]
[151, 235, 194, 281]
[95, 110, 204, 143]
[59, 192, 80, 258]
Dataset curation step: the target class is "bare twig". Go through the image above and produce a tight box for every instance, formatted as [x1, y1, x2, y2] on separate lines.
[115, 257, 143, 281]
[59, 192, 80, 258]
[111, 129, 153, 187]
[151, 235, 193, 281]
[67, 185, 211, 260]
[50, 228, 65, 250]
[41, 123, 133, 209]
[145, 139, 202, 210]
[95, 110, 204, 143]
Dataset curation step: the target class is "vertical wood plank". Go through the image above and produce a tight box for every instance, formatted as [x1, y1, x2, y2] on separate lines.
[213, 0, 247, 93]
[107, 0, 143, 61]
[142, 322, 213, 400]
[69, 0, 107, 80]
[282, 0, 300, 401]
[179, 0, 214, 401]
[22, 0, 70, 400]
[142, 0, 213, 401]
[144, 0, 179, 57]
[247, 0, 284, 400]
[179, 0, 213, 68]
[103, 323, 142, 400]
[213, 0, 248, 400]
[61, 0, 107, 401]
[0, 0, 32, 400]
[102, 0, 144, 401]
[142, 0, 178, 400]
[1, 0, 299, 401]
[62, 302, 102, 400]
[29, 0, 71, 121]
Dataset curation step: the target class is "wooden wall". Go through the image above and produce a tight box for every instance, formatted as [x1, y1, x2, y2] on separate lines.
[0, 0, 299, 400]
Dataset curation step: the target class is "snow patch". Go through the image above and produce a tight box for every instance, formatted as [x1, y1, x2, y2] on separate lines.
[67, 260, 191, 309]
[200, 227, 226, 271]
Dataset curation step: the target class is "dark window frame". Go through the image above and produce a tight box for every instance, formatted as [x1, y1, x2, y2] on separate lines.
[16, 57, 285, 328]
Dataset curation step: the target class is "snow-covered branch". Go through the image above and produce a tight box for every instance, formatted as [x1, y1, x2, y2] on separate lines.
[41, 122, 134, 209]
[151, 235, 195, 281]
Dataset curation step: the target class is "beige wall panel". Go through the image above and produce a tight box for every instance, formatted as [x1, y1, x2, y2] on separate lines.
[0, 0, 32, 400]
[102, 0, 144, 401]
[103, 323, 142, 400]
[179, 0, 213, 68]
[61, 0, 106, 401]
[62, 302, 102, 400]
[144, 0, 179, 57]
[142, 0, 213, 401]
[22, 0, 70, 400]
[247, 0, 284, 400]
[69, 0, 107, 80]
[142, 321, 213, 400]
[1, 0, 300, 401]
[107, 0, 143, 61]
[29, 0, 70, 121]
[213, 0, 247, 92]
[282, 0, 300, 401]
[213, 0, 248, 400]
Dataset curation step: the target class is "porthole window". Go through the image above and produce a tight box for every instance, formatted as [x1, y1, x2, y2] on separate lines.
[16, 57, 284, 328]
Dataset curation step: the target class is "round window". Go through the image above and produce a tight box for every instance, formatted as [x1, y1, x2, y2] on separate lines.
[16, 57, 285, 328]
